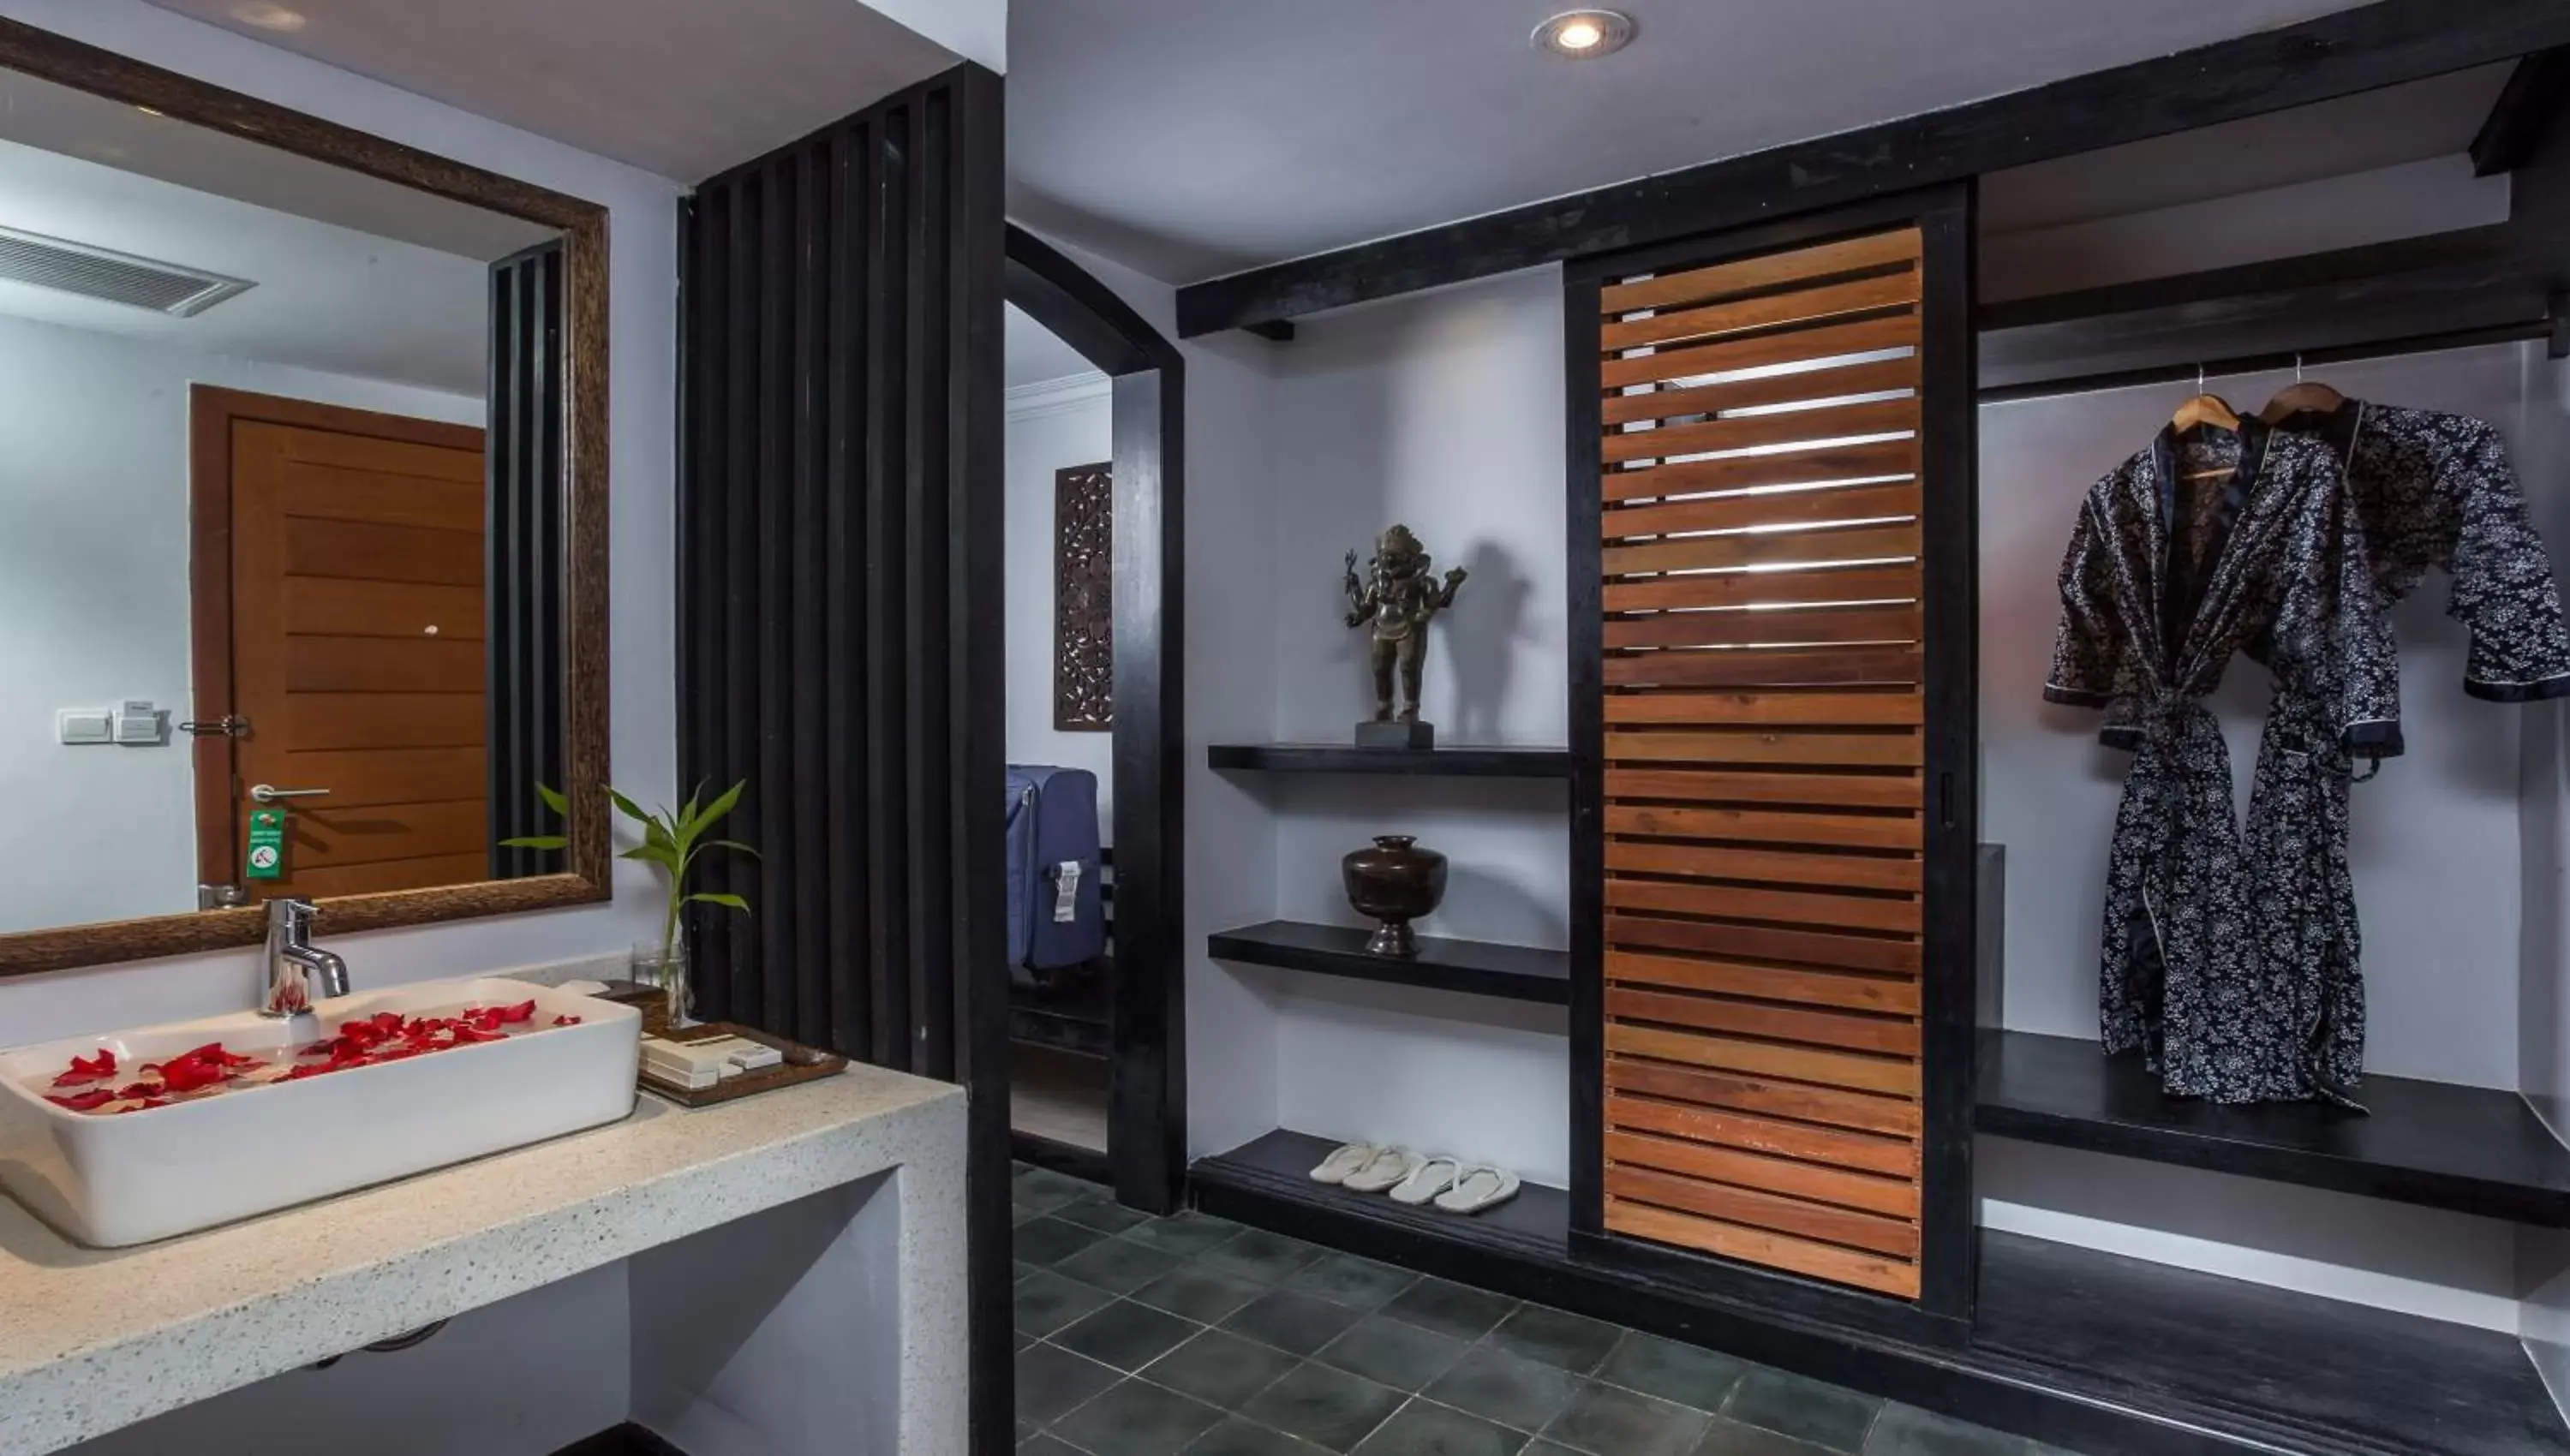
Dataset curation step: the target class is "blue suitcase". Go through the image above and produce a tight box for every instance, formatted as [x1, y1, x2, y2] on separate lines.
[1005, 765, 1105, 981]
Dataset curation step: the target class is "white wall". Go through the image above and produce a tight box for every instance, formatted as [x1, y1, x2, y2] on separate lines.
[1003, 376, 1116, 822]
[1978, 342, 2544, 1329]
[2518, 350, 2570, 1408]
[0, 0, 678, 1045]
[0, 312, 481, 935]
[1262, 269, 1573, 1184]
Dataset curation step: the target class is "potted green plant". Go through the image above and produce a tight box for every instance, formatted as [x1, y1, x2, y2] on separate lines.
[502, 781, 756, 1023]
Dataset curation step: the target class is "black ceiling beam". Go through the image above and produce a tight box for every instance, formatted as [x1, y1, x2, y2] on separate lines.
[2472, 46, 2570, 175]
[1174, 0, 2570, 338]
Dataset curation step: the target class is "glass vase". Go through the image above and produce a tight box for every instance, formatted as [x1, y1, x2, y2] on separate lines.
[631, 939, 692, 1029]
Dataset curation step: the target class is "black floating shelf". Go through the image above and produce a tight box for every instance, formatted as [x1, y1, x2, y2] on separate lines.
[1207, 920, 1570, 1005]
[1209, 743, 1572, 778]
[1975, 1029, 2570, 1226]
[1194, 1129, 2569, 1456]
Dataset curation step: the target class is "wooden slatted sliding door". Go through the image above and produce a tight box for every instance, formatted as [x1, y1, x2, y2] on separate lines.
[1566, 192, 1976, 1325]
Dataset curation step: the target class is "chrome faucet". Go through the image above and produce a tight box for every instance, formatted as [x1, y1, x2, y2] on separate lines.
[262, 898, 350, 1017]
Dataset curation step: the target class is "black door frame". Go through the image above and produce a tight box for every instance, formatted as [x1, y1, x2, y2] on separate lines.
[1004, 223, 1188, 1214]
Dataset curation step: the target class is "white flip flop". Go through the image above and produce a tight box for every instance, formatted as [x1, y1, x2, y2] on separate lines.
[1388, 1155, 1463, 1207]
[1342, 1147, 1425, 1194]
[1310, 1142, 1383, 1185]
[1433, 1164, 1521, 1214]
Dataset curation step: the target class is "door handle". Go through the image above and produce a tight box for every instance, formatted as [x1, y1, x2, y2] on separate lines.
[250, 785, 332, 804]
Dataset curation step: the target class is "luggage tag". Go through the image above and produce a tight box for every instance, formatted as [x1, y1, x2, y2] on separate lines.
[1052, 860, 1082, 922]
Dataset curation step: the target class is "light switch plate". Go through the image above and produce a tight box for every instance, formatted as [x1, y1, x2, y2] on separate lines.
[114, 700, 165, 746]
[57, 708, 112, 745]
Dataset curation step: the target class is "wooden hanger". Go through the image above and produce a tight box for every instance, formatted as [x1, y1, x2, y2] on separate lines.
[2172, 368, 2242, 480]
[2259, 358, 2346, 424]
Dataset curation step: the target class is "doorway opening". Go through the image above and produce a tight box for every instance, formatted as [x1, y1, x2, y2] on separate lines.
[1001, 226, 1185, 1210]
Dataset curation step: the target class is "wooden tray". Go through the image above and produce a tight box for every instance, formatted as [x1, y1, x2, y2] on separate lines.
[640, 1022, 847, 1107]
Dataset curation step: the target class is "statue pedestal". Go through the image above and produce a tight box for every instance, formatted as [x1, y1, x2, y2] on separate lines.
[1354, 719, 1436, 749]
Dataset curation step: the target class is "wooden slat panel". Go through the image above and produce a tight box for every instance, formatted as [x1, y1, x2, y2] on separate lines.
[1607, 1091, 1917, 1177]
[1603, 480, 1921, 540]
[1609, 952, 1921, 1015]
[286, 693, 483, 750]
[1602, 312, 1918, 391]
[1605, 437, 1918, 504]
[1611, 913, 1921, 976]
[290, 797, 488, 867]
[283, 516, 482, 585]
[1605, 728, 1922, 767]
[1606, 803, 1920, 850]
[1592, 226, 1934, 1299]
[1605, 767, 1918, 809]
[1609, 1056, 1921, 1137]
[1608, 1022, 1921, 1095]
[1605, 564, 1921, 613]
[1603, 270, 1922, 353]
[1605, 691, 1922, 727]
[1608, 986, 1919, 1056]
[1606, 841, 1922, 892]
[284, 578, 486, 639]
[281, 746, 487, 809]
[1602, 397, 1916, 466]
[1603, 230, 1922, 314]
[1607, 879, 1922, 934]
[276, 464, 483, 531]
[1609, 1128, 1920, 1218]
[1603, 646, 1922, 689]
[1606, 1197, 1920, 1298]
[283, 853, 491, 898]
[1605, 522, 1917, 576]
[1607, 1164, 1917, 1257]
[1603, 603, 1920, 651]
[278, 429, 482, 483]
[286, 635, 484, 693]
[1602, 356, 1919, 428]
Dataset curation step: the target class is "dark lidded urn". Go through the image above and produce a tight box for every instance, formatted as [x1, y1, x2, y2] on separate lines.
[1342, 835, 1448, 958]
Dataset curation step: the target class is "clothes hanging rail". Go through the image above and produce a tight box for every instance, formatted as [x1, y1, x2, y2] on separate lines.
[1976, 316, 2556, 405]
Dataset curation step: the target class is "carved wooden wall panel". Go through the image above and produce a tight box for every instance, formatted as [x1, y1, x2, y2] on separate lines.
[1055, 461, 1113, 731]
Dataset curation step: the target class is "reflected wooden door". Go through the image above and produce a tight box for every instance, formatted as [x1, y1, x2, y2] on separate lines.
[193, 387, 489, 899]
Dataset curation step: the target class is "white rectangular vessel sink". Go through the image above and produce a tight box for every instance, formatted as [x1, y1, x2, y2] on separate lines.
[0, 977, 640, 1247]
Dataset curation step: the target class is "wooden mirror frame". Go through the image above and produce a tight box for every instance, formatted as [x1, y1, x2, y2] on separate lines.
[0, 19, 611, 977]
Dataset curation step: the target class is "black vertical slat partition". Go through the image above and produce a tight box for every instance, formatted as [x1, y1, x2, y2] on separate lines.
[677, 63, 1008, 1453]
[486, 239, 565, 878]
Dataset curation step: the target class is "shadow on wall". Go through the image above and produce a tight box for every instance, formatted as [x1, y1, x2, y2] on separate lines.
[1432, 859, 1568, 952]
[1445, 539, 1534, 745]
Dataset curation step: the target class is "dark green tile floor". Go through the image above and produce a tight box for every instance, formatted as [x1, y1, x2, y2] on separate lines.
[1011, 1164, 2080, 1456]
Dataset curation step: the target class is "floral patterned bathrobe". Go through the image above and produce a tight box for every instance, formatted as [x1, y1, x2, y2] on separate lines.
[2050, 406, 2570, 1106]
[2047, 421, 2399, 1103]
[2250, 403, 2570, 1103]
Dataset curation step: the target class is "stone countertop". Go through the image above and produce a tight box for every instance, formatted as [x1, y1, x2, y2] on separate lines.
[0, 1065, 965, 1456]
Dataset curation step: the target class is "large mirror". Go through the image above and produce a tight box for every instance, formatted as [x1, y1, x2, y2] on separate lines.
[0, 23, 609, 975]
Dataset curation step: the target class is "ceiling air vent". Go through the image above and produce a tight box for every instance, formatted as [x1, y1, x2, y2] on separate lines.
[0, 225, 254, 317]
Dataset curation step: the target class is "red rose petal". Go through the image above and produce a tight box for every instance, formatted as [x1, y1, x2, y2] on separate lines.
[45, 1088, 115, 1112]
[51, 1048, 118, 1086]
[552, 1015, 583, 1027]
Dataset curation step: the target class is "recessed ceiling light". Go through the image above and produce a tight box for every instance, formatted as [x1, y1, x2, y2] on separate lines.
[1533, 9, 1635, 58]
[231, 3, 308, 32]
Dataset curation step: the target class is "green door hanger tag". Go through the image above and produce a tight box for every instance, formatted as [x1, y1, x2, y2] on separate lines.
[246, 807, 286, 880]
